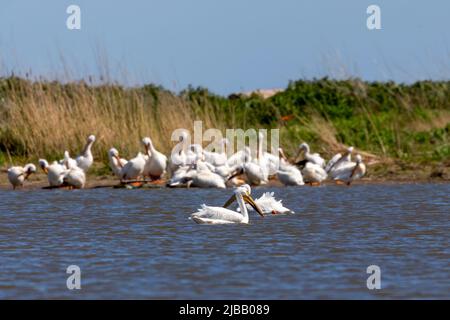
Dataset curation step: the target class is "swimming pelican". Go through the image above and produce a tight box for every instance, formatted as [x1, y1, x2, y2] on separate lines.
[296, 142, 326, 168]
[302, 162, 327, 186]
[331, 154, 366, 185]
[142, 137, 167, 180]
[120, 152, 147, 181]
[39, 159, 66, 187]
[7, 164, 36, 189]
[325, 146, 354, 173]
[76, 134, 96, 171]
[224, 185, 295, 215]
[277, 148, 304, 186]
[190, 185, 264, 224]
[108, 148, 128, 178]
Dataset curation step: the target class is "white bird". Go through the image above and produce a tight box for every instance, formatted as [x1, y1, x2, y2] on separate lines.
[297, 142, 326, 168]
[7, 163, 36, 189]
[203, 138, 228, 167]
[331, 154, 366, 185]
[277, 148, 304, 186]
[39, 159, 66, 187]
[108, 148, 128, 178]
[225, 185, 295, 215]
[76, 134, 96, 172]
[302, 162, 327, 186]
[172, 158, 226, 188]
[62, 150, 78, 169]
[190, 185, 264, 224]
[242, 133, 269, 185]
[168, 131, 190, 175]
[62, 166, 86, 189]
[120, 152, 147, 181]
[142, 137, 167, 180]
[325, 146, 354, 173]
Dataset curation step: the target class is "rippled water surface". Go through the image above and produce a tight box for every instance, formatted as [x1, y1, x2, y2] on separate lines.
[0, 183, 449, 299]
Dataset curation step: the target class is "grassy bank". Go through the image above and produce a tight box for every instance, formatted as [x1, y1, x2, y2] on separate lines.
[0, 76, 449, 180]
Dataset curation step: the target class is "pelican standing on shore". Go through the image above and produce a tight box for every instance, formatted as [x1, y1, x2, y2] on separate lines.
[39, 159, 66, 187]
[7, 164, 36, 189]
[277, 148, 304, 186]
[331, 154, 366, 185]
[190, 185, 264, 224]
[142, 137, 167, 180]
[108, 148, 128, 178]
[296, 142, 326, 168]
[302, 162, 327, 186]
[120, 152, 147, 181]
[325, 146, 354, 173]
[76, 134, 96, 171]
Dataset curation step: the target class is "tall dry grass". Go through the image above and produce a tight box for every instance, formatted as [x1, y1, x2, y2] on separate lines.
[0, 78, 224, 164]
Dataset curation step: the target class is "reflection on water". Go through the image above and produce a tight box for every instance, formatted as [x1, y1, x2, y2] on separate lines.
[0, 183, 449, 299]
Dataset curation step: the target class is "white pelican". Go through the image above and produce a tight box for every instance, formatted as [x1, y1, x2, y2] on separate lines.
[119, 152, 146, 181]
[203, 138, 228, 167]
[224, 185, 295, 215]
[76, 134, 96, 172]
[331, 154, 366, 185]
[62, 166, 86, 189]
[302, 162, 327, 186]
[171, 158, 226, 188]
[168, 131, 189, 175]
[325, 146, 354, 173]
[39, 159, 66, 187]
[7, 163, 36, 189]
[241, 133, 269, 185]
[190, 185, 264, 224]
[297, 142, 326, 168]
[108, 148, 128, 178]
[142, 137, 168, 180]
[62, 151, 78, 169]
[226, 146, 251, 167]
[277, 148, 304, 186]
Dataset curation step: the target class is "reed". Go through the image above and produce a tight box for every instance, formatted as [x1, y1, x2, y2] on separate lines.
[0, 76, 449, 174]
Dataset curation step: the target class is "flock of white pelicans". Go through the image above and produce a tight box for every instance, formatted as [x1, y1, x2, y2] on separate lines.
[6, 132, 366, 225]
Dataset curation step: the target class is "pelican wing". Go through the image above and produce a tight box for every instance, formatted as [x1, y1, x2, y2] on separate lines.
[325, 153, 342, 172]
[191, 205, 243, 223]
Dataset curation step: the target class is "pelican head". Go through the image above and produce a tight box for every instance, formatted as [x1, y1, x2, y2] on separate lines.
[108, 148, 119, 157]
[299, 142, 309, 152]
[355, 154, 362, 163]
[223, 185, 264, 217]
[87, 135, 96, 143]
[38, 159, 49, 174]
[23, 163, 36, 179]
[142, 137, 152, 155]
[346, 146, 354, 155]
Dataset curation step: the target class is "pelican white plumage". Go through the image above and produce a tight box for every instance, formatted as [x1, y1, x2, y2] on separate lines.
[7, 164, 36, 189]
[277, 148, 304, 186]
[62, 151, 78, 169]
[76, 134, 96, 171]
[108, 148, 128, 178]
[325, 146, 354, 173]
[190, 185, 264, 224]
[62, 166, 86, 189]
[174, 158, 226, 188]
[331, 154, 366, 185]
[302, 162, 327, 185]
[39, 159, 66, 187]
[142, 137, 167, 180]
[168, 131, 190, 175]
[120, 152, 147, 181]
[242, 133, 269, 185]
[297, 142, 326, 168]
[203, 138, 228, 167]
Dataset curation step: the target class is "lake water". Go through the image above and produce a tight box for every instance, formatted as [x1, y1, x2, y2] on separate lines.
[0, 183, 448, 299]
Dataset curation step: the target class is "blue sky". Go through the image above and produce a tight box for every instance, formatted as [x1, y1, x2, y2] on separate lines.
[0, 0, 449, 94]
